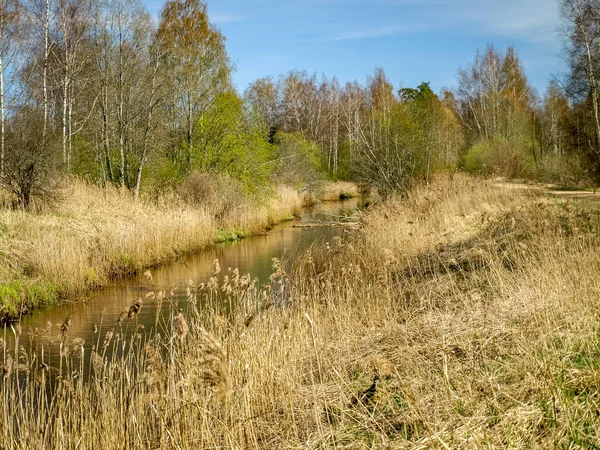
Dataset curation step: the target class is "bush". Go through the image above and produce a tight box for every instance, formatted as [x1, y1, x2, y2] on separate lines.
[190, 92, 275, 194]
[143, 157, 182, 200]
[178, 171, 246, 223]
[0, 108, 63, 210]
[537, 154, 591, 188]
[272, 132, 325, 196]
[463, 137, 535, 178]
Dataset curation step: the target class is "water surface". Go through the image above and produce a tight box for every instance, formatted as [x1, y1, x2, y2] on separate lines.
[5, 198, 363, 365]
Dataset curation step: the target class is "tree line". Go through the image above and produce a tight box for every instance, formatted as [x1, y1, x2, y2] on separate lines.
[0, 0, 598, 209]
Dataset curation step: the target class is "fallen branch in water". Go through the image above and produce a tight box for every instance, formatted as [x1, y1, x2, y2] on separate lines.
[292, 222, 360, 228]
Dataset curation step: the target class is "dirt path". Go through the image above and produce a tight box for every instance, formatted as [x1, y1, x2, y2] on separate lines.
[494, 181, 600, 201]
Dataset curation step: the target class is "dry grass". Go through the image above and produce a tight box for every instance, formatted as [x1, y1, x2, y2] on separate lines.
[2, 173, 600, 448]
[319, 181, 362, 202]
[0, 180, 306, 320]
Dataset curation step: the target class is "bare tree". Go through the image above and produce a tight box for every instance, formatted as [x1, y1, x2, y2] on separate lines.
[0, 107, 61, 209]
[156, 0, 231, 161]
[0, 0, 19, 174]
[561, 0, 600, 154]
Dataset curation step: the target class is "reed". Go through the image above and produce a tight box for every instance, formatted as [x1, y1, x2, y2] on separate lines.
[319, 181, 362, 201]
[2, 173, 599, 448]
[0, 180, 310, 321]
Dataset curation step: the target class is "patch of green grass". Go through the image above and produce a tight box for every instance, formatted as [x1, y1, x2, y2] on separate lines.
[0, 279, 58, 321]
[487, 403, 501, 428]
[216, 228, 249, 243]
[567, 350, 600, 371]
[568, 415, 600, 449]
[539, 397, 557, 431]
[279, 213, 295, 222]
[108, 255, 143, 278]
[84, 267, 100, 288]
[455, 399, 472, 417]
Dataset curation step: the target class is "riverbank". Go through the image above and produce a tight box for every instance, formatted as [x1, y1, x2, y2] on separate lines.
[0, 180, 357, 322]
[4, 174, 600, 448]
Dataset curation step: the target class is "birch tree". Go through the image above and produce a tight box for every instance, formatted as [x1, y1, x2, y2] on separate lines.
[156, 0, 230, 168]
[0, 0, 18, 174]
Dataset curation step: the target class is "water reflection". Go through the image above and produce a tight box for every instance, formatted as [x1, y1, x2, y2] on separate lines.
[5, 197, 364, 365]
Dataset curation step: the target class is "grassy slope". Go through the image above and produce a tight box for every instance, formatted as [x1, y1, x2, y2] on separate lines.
[3, 174, 600, 448]
[0, 181, 307, 320]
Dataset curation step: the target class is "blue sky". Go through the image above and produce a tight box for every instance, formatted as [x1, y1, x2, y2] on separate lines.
[145, 0, 565, 97]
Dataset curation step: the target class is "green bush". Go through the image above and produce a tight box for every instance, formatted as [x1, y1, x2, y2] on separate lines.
[272, 132, 325, 194]
[463, 142, 489, 174]
[463, 137, 536, 178]
[190, 92, 276, 194]
[143, 157, 182, 199]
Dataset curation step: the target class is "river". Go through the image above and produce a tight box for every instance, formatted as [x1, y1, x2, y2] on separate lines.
[2, 197, 364, 368]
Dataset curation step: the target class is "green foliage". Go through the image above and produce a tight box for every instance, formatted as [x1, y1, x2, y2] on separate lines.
[463, 142, 489, 174]
[353, 80, 463, 197]
[143, 157, 182, 198]
[334, 141, 353, 181]
[0, 279, 57, 319]
[272, 132, 325, 193]
[191, 92, 275, 193]
[216, 227, 250, 243]
[463, 137, 536, 178]
[398, 82, 435, 103]
[70, 135, 100, 180]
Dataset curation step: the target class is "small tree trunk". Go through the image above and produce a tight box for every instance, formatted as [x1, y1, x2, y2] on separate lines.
[61, 0, 69, 169]
[101, 81, 113, 182]
[0, 55, 4, 175]
[135, 60, 160, 200]
[118, 29, 126, 188]
[43, 0, 49, 137]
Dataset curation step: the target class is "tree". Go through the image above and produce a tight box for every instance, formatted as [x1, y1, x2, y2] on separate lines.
[401, 82, 461, 183]
[244, 76, 279, 139]
[456, 46, 538, 177]
[156, 0, 230, 165]
[456, 46, 504, 143]
[191, 91, 274, 192]
[57, 0, 90, 171]
[272, 132, 324, 192]
[542, 81, 571, 157]
[561, 0, 600, 179]
[0, 0, 19, 175]
[0, 107, 61, 209]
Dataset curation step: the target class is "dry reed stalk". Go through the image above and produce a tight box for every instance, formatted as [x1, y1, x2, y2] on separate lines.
[0, 180, 318, 320]
[2, 175, 599, 448]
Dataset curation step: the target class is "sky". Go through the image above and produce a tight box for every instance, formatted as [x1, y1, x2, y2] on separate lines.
[145, 0, 566, 98]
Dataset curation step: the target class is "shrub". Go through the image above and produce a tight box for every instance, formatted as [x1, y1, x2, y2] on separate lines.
[537, 153, 592, 188]
[0, 108, 63, 210]
[178, 171, 246, 223]
[463, 137, 535, 178]
[143, 156, 182, 200]
[272, 132, 325, 196]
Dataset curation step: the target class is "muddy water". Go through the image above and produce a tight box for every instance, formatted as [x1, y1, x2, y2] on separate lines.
[5, 197, 364, 365]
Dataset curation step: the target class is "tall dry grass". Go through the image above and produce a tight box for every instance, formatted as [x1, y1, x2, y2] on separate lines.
[0, 180, 305, 320]
[2, 173, 600, 448]
[319, 181, 362, 202]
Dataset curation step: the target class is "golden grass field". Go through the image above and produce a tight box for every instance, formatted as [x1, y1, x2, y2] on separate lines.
[0, 181, 312, 320]
[2, 174, 600, 448]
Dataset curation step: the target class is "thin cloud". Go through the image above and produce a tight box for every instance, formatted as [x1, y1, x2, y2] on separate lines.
[211, 14, 243, 24]
[446, 0, 560, 46]
[332, 25, 411, 41]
